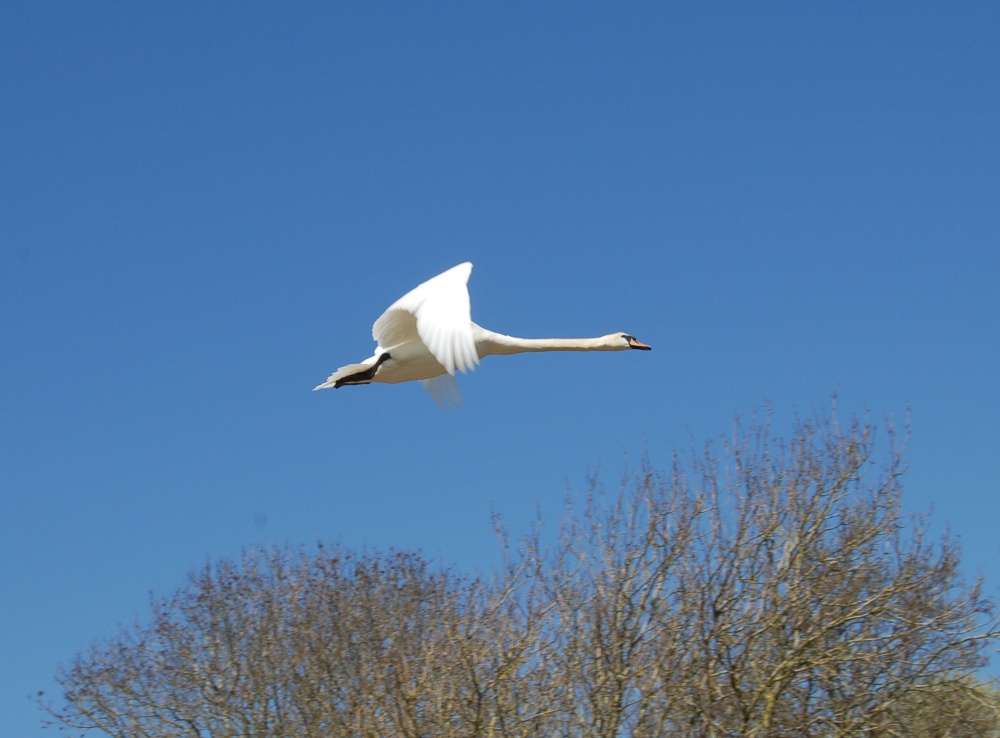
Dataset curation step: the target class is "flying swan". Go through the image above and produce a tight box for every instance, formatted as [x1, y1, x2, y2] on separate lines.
[313, 262, 651, 406]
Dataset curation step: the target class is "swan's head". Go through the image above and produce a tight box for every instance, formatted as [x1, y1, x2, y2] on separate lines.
[617, 333, 652, 351]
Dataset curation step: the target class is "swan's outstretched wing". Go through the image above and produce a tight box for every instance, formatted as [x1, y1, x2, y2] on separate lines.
[421, 374, 463, 409]
[372, 262, 479, 375]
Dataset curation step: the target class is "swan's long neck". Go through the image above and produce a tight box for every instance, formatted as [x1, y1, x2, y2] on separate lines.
[473, 325, 620, 357]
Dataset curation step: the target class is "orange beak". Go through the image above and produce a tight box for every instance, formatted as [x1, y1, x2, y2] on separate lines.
[627, 337, 652, 350]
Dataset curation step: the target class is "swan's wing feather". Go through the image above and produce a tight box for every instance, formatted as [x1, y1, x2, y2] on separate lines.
[371, 308, 418, 353]
[372, 262, 479, 375]
[421, 374, 462, 409]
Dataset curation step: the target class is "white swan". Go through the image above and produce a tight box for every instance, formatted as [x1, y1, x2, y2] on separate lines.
[314, 262, 651, 406]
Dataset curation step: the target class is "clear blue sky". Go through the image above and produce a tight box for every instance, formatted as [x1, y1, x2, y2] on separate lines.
[2, 3, 998, 734]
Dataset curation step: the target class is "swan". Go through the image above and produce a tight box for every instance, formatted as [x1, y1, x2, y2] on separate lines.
[313, 262, 651, 406]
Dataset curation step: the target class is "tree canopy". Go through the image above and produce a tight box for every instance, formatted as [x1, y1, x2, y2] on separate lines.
[42, 413, 1000, 737]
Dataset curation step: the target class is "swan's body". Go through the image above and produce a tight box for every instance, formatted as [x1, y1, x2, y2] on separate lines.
[314, 262, 650, 405]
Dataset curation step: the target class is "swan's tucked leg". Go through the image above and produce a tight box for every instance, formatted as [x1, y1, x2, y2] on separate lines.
[314, 353, 390, 390]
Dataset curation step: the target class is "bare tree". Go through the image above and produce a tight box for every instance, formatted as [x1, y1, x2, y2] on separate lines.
[42, 410, 1000, 737]
[654, 414, 997, 737]
[43, 547, 545, 738]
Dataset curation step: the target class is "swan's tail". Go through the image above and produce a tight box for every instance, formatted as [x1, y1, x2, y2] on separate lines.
[313, 361, 375, 391]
